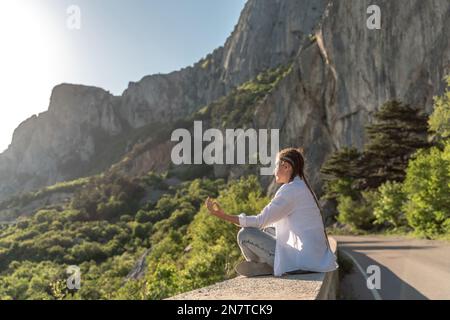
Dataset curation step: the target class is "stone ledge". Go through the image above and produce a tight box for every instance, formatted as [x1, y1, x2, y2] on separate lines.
[167, 237, 338, 300]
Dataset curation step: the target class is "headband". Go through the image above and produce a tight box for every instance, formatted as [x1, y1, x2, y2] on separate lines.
[280, 156, 295, 168]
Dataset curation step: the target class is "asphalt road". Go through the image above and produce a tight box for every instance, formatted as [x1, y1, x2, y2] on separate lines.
[334, 235, 450, 300]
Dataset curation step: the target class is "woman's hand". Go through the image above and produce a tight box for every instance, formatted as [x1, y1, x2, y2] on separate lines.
[205, 197, 240, 226]
[205, 197, 224, 217]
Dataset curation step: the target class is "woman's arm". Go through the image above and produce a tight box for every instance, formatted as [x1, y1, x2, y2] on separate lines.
[238, 186, 293, 229]
[205, 197, 240, 226]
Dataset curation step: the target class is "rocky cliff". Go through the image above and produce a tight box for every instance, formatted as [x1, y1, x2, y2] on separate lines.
[119, 0, 326, 128]
[0, 84, 124, 200]
[257, 0, 450, 194]
[0, 0, 449, 202]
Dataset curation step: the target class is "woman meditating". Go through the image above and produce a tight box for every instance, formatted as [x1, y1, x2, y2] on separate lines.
[205, 147, 338, 277]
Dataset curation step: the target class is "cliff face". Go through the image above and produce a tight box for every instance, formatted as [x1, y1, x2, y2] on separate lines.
[257, 0, 450, 194]
[0, 84, 124, 199]
[0, 0, 324, 201]
[119, 0, 326, 128]
[317, 0, 450, 149]
[1, 0, 449, 202]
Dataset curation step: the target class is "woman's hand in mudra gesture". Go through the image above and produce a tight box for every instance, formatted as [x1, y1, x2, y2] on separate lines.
[205, 197, 240, 226]
[205, 197, 224, 217]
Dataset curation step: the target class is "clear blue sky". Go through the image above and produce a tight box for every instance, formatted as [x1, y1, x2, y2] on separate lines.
[0, 0, 247, 153]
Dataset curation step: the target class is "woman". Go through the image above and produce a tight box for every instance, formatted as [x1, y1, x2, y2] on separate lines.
[205, 147, 338, 277]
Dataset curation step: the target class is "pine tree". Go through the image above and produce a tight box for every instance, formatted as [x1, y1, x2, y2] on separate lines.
[320, 147, 363, 202]
[321, 147, 362, 180]
[357, 100, 432, 189]
[320, 100, 432, 202]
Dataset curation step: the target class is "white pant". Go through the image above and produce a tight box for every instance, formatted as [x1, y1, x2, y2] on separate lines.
[237, 227, 276, 267]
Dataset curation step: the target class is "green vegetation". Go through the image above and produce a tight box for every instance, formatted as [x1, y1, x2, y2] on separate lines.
[2, 65, 445, 301]
[70, 172, 145, 222]
[0, 170, 269, 299]
[322, 100, 431, 194]
[403, 142, 450, 237]
[429, 76, 450, 141]
[0, 62, 296, 299]
[0, 177, 91, 222]
[373, 181, 407, 229]
[207, 63, 293, 128]
[136, 175, 270, 299]
[336, 190, 379, 231]
[109, 62, 294, 182]
[322, 76, 450, 239]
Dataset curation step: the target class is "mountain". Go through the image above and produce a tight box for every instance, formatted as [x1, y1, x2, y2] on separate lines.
[1, 0, 449, 203]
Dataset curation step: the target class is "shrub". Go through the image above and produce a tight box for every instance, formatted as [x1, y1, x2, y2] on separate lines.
[373, 181, 408, 229]
[336, 191, 378, 231]
[429, 75, 450, 141]
[403, 142, 450, 237]
[135, 210, 152, 223]
[70, 241, 108, 263]
[132, 223, 152, 239]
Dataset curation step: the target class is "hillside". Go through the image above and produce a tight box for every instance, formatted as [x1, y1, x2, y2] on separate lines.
[0, 0, 449, 300]
[2, 0, 448, 202]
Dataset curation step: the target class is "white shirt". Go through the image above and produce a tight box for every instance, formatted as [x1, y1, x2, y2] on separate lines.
[238, 176, 338, 277]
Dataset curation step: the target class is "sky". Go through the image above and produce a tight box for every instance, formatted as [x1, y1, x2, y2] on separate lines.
[0, 0, 247, 153]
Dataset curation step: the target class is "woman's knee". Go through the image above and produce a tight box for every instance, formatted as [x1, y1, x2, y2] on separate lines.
[237, 227, 259, 244]
[237, 227, 246, 244]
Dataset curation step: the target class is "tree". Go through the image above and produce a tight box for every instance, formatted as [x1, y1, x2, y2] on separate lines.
[320, 100, 432, 229]
[401, 77, 450, 238]
[336, 191, 378, 231]
[373, 181, 408, 229]
[403, 141, 450, 238]
[360, 100, 432, 189]
[429, 75, 450, 142]
[321, 101, 431, 196]
[71, 172, 145, 221]
[321, 147, 363, 180]
[321, 147, 363, 202]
